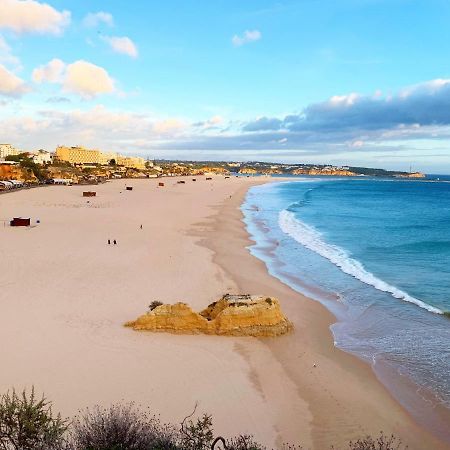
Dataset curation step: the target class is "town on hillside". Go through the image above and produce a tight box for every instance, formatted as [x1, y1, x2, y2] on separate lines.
[0, 143, 425, 191]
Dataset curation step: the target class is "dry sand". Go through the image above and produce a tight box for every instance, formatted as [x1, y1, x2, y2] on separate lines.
[0, 177, 447, 449]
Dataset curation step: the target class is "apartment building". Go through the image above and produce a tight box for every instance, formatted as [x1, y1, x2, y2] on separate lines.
[0, 144, 20, 160]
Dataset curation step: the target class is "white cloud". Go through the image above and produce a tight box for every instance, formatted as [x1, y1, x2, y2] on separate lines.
[208, 115, 223, 125]
[32, 58, 65, 83]
[83, 11, 114, 28]
[64, 61, 115, 98]
[0, 63, 29, 96]
[153, 118, 186, 135]
[399, 78, 450, 99]
[232, 30, 262, 46]
[194, 115, 224, 129]
[104, 36, 138, 58]
[32, 59, 115, 99]
[0, 0, 70, 35]
[0, 105, 189, 151]
[349, 140, 364, 148]
[329, 93, 359, 106]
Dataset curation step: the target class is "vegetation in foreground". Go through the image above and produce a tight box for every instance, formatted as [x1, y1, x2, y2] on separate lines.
[0, 388, 408, 450]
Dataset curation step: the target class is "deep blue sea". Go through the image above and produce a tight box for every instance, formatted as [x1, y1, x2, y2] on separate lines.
[242, 176, 450, 440]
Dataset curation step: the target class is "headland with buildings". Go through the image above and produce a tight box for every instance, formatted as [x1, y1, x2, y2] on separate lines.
[0, 142, 425, 192]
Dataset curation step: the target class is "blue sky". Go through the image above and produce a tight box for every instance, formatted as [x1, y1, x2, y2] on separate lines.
[1, 0, 450, 172]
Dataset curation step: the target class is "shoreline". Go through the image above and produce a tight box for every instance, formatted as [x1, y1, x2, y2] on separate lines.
[200, 180, 450, 449]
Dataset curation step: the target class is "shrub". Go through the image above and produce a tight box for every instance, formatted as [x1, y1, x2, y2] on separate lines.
[225, 435, 267, 450]
[0, 387, 68, 450]
[0, 388, 409, 450]
[347, 433, 407, 450]
[179, 412, 214, 450]
[149, 301, 164, 311]
[69, 403, 179, 450]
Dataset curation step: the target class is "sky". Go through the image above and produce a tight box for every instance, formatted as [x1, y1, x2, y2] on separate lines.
[1, 0, 450, 172]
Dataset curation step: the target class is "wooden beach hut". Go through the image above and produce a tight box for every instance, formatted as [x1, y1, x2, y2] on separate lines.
[10, 217, 31, 227]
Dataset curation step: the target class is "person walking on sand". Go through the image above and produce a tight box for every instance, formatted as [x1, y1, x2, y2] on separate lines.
[113, 239, 117, 245]
[140, 224, 143, 229]
[108, 239, 110, 245]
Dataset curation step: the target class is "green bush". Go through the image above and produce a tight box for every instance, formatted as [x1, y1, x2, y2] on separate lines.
[0, 388, 410, 450]
[149, 301, 164, 311]
[0, 387, 68, 450]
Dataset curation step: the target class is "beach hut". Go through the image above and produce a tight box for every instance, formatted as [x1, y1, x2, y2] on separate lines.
[126, 186, 133, 191]
[10, 217, 31, 227]
[83, 191, 96, 197]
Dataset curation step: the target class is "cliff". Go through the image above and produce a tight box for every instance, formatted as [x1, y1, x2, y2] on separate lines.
[291, 168, 356, 176]
[192, 166, 230, 175]
[396, 172, 426, 179]
[239, 168, 258, 174]
[0, 164, 38, 183]
[125, 294, 292, 337]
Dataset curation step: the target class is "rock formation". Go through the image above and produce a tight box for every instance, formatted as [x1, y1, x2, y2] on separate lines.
[125, 294, 292, 337]
[238, 167, 258, 174]
[291, 167, 356, 176]
[0, 164, 38, 183]
[396, 172, 426, 178]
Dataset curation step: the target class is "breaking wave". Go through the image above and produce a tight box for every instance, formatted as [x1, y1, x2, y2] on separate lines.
[278, 209, 443, 315]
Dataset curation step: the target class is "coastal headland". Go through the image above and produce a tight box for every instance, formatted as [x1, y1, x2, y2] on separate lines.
[0, 176, 447, 449]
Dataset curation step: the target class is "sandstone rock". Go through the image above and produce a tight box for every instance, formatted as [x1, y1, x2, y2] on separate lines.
[0, 165, 38, 183]
[291, 168, 356, 176]
[238, 168, 258, 174]
[125, 294, 292, 337]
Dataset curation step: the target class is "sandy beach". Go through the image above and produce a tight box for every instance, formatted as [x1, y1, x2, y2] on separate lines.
[0, 177, 447, 449]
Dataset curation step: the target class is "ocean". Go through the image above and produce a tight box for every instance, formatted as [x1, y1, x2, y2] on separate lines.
[242, 176, 450, 441]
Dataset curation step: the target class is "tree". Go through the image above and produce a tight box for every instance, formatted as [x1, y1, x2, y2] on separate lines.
[0, 388, 68, 450]
[5, 154, 44, 181]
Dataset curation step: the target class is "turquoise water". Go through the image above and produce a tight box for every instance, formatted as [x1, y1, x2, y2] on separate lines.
[242, 177, 450, 441]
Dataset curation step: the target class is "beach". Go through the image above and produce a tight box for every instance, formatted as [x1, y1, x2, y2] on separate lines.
[0, 177, 447, 449]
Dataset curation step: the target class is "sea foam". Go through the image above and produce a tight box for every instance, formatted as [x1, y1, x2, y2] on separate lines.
[278, 209, 443, 315]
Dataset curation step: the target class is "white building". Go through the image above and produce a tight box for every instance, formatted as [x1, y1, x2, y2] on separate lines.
[0, 144, 20, 160]
[31, 150, 53, 165]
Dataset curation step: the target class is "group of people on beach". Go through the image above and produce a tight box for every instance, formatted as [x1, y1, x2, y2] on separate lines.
[107, 225, 142, 245]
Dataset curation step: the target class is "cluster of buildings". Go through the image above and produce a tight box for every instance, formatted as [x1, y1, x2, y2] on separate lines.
[54, 146, 148, 170]
[0, 144, 148, 170]
[1, 144, 53, 164]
